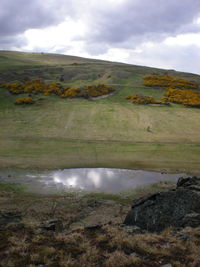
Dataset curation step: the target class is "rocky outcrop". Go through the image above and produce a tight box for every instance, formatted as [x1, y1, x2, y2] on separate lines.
[124, 177, 200, 232]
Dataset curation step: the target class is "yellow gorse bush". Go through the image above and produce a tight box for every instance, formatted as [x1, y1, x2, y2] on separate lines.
[3, 81, 24, 94]
[132, 74, 200, 108]
[144, 75, 198, 89]
[44, 82, 64, 96]
[1, 79, 116, 104]
[61, 87, 83, 98]
[2, 79, 115, 98]
[85, 84, 115, 97]
[164, 88, 200, 107]
[15, 97, 35, 105]
[23, 78, 47, 94]
[126, 94, 166, 105]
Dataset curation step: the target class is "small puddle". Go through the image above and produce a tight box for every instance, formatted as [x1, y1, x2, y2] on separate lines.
[0, 168, 188, 194]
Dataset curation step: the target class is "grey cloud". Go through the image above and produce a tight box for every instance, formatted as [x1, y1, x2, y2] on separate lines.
[85, 0, 200, 45]
[0, 34, 27, 50]
[0, 0, 74, 38]
[83, 42, 109, 56]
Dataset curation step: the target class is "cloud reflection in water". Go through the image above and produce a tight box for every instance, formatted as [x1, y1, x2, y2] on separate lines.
[51, 168, 116, 191]
[0, 168, 187, 194]
[44, 168, 185, 193]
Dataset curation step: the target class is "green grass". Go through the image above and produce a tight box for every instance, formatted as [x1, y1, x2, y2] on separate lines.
[1, 89, 200, 143]
[0, 182, 25, 193]
[0, 137, 200, 173]
[0, 51, 200, 173]
[0, 51, 101, 69]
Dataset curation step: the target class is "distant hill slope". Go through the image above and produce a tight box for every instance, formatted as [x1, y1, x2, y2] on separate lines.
[0, 50, 103, 67]
[0, 51, 200, 86]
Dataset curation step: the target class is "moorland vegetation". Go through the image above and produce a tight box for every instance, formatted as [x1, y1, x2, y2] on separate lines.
[0, 78, 115, 104]
[143, 74, 198, 89]
[126, 74, 200, 107]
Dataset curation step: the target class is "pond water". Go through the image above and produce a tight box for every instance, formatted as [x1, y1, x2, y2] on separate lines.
[0, 168, 187, 194]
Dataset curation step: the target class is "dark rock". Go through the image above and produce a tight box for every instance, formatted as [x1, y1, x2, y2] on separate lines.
[40, 219, 63, 232]
[124, 177, 200, 232]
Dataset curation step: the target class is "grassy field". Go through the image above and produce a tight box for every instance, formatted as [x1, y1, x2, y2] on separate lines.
[0, 51, 200, 173]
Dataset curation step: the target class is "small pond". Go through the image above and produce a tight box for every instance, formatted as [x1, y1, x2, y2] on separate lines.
[0, 168, 188, 194]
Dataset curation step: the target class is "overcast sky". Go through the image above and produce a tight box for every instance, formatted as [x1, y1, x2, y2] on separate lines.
[1, 0, 200, 74]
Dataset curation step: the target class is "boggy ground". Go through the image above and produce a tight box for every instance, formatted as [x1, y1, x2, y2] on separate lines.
[0, 182, 200, 267]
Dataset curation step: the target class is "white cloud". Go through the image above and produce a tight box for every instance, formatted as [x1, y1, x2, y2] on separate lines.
[88, 48, 130, 62]
[164, 33, 200, 46]
[22, 18, 87, 52]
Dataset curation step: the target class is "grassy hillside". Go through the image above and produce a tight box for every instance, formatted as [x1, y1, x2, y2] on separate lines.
[0, 51, 200, 173]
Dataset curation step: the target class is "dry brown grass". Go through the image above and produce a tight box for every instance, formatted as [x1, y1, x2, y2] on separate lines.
[1, 221, 200, 267]
[104, 251, 141, 267]
[0, 186, 200, 267]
